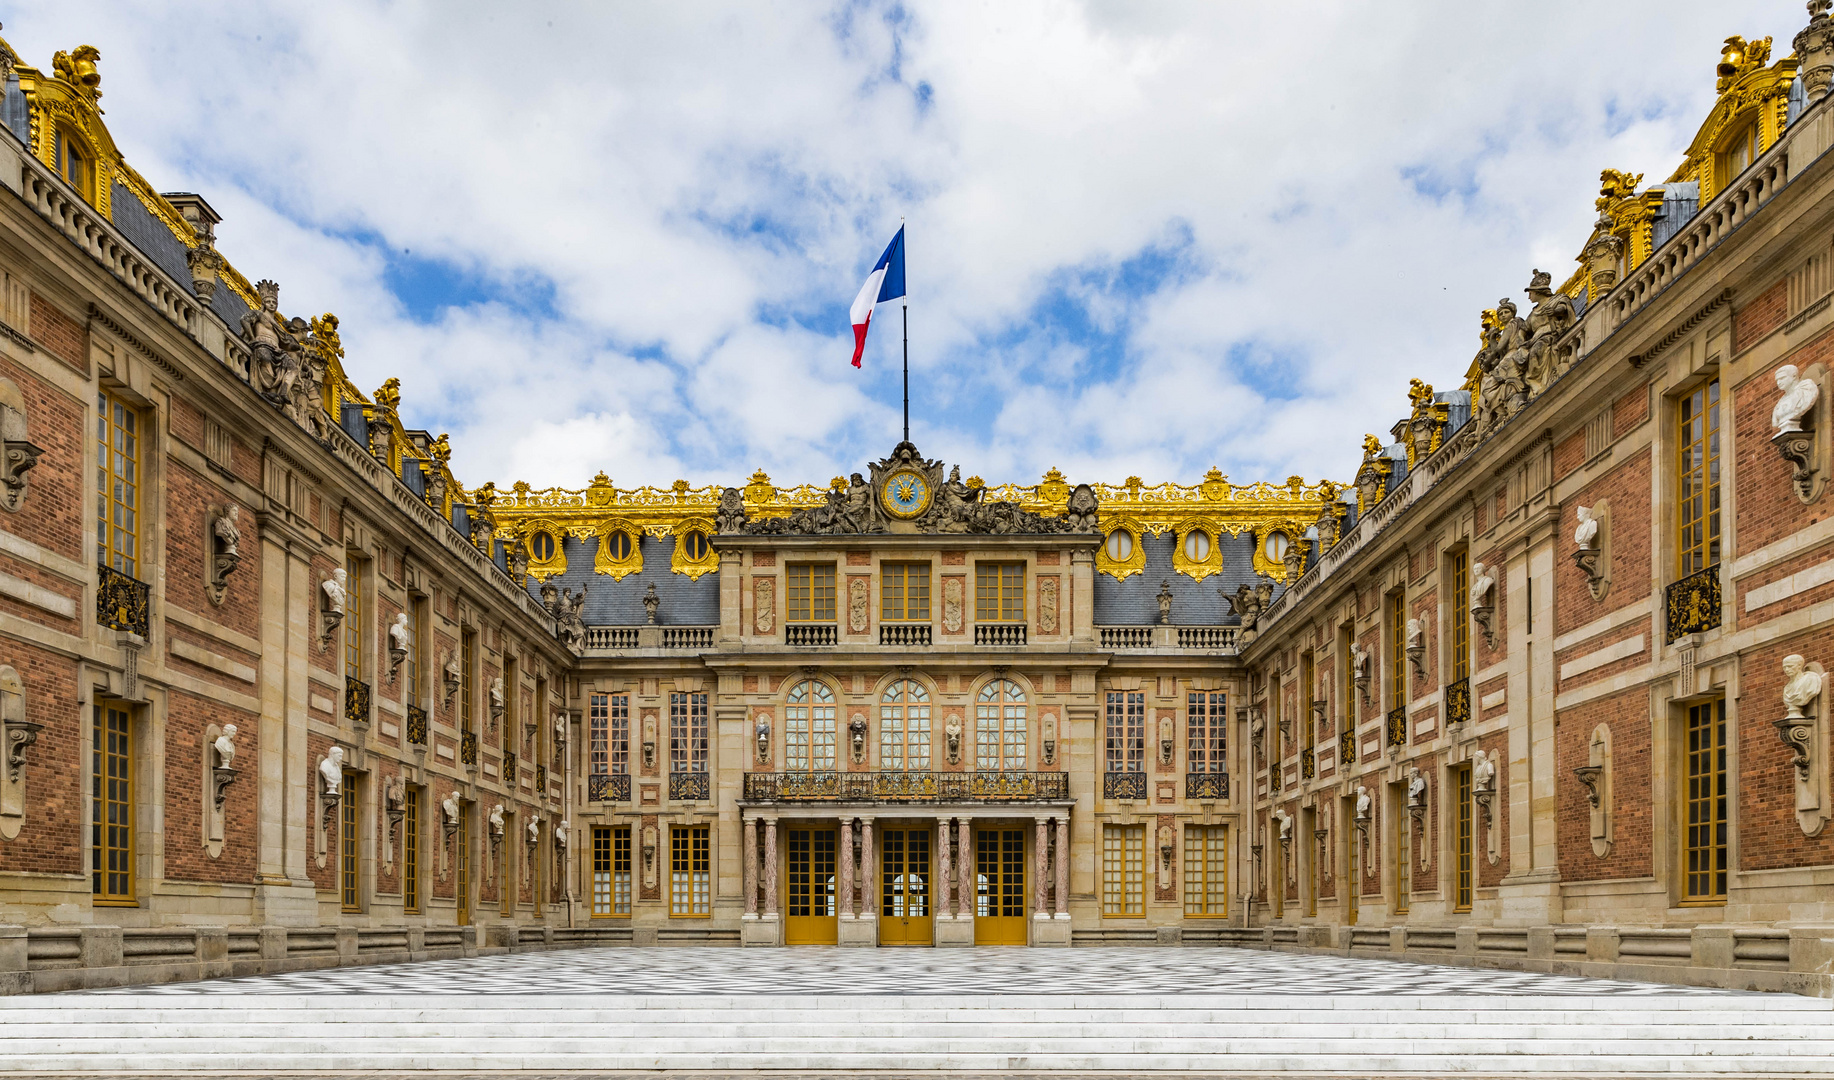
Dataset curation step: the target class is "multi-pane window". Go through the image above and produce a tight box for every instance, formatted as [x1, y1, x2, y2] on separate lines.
[460, 629, 476, 734]
[1102, 823, 1144, 916]
[1683, 700, 1728, 903]
[455, 805, 470, 926]
[1392, 785, 1410, 915]
[1105, 690, 1145, 773]
[879, 679, 931, 770]
[591, 825, 632, 916]
[881, 562, 931, 622]
[91, 705, 134, 904]
[1387, 591, 1407, 712]
[785, 680, 837, 771]
[1301, 652, 1316, 752]
[1187, 691, 1228, 773]
[975, 562, 1025, 621]
[670, 692, 708, 774]
[787, 563, 837, 622]
[1677, 379, 1722, 578]
[502, 657, 518, 755]
[56, 129, 91, 200]
[589, 692, 629, 776]
[344, 555, 365, 680]
[670, 826, 711, 916]
[1451, 551, 1470, 682]
[340, 774, 359, 912]
[96, 391, 141, 577]
[975, 679, 1027, 770]
[1717, 123, 1757, 191]
[1339, 623, 1355, 730]
[1454, 764, 1472, 913]
[403, 788, 421, 914]
[407, 596, 427, 708]
[1184, 824, 1227, 916]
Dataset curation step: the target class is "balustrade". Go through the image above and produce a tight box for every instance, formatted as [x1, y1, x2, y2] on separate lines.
[741, 770, 1068, 803]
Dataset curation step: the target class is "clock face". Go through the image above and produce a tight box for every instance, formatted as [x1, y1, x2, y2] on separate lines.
[881, 469, 932, 519]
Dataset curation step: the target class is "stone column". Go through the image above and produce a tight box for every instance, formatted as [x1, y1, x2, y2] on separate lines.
[1034, 817, 1049, 916]
[860, 817, 875, 920]
[839, 817, 854, 918]
[742, 815, 758, 917]
[763, 818, 779, 917]
[958, 817, 974, 917]
[1055, 816, 1070, 916]
[937, 817, 953, 916]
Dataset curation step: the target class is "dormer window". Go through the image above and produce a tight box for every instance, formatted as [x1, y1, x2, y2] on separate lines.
[1716, 122, 1757, 191]
[55, 128, 93, 202]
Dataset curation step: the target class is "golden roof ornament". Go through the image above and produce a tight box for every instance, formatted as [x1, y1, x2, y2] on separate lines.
[1407, 378, 1434, 409]
[1362, 434, 1385, 459]
[1718, 35, 1771, 91]
[51, 45, 101, 103]
[430, 434, 451, 463]
[374, 377, 401, 410]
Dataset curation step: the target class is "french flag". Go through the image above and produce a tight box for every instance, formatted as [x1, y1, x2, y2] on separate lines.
[849, 226, 906, 368]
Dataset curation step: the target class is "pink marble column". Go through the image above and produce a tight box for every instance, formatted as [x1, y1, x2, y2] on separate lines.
[860, 818, 875, 918]
[1034, 817, 1048, 916]
[958, 818, 974, 917]
[937, 818, 953, 916]
[742, 816, 758, 916]
[839, 818, 854, 917]
[763, 818, 779, 916]
[1055, 816, 1070, 916]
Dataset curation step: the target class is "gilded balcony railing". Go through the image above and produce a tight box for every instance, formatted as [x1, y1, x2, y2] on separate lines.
[1339, 728, 1356, 766]
[1186, 772, 1228, 800]
[536, 763, 547, 792]
[589, 773, 630, 802]
[742, 770, 1070, 803]
[502, 752, 517, 785]
[1665, 564, 1721, 642]
[345, 676, 372, 727]
[1386, 706, 1408, 748]
[96, 563, 150, 637]
[1301, 746, 1316, 780]
[405, 705, 428, 746]
[670, 772, 711, 801]
[1103, 771, 1148, 800]
[460, 730, 478, 767]
[1444, 677, 1471, 728]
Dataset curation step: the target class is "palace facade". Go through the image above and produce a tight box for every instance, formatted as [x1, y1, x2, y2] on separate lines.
[1, 17, 1833, 994]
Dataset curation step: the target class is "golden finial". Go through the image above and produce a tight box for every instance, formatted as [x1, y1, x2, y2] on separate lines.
[430, 433, 451, 463]
[830, 476, 846, 491]
[1041, 467, 1066, 484]
[309, 313, 344, 359]
[51, 45, 102, 99]
[1123, 475, 1144, 489]
[374, 377, 401, 410]
[1407, 378, 1434, 408]
[1362, 434, 1384, 458]
[966, 475, 984, 489]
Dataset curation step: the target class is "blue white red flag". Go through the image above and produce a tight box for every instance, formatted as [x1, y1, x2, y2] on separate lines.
[849, 226, 906, 367]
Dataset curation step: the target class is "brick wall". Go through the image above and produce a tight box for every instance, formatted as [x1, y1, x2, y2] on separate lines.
[1736, 326, 1834, 556]
[161, 689, 258, 885]
[0, 353, 85, 561]
[27, 292, 85, 374]
[1740, 628, 1834, 871]
[1555, 454, 1650, 636]
[1614, 382, 1649, 433]
[1554, 429, 1585, 481]
[1479, 732, 1509, 889]
[163, 462, 261, 640]
[1734, 279, 1787, 354]
[1555, 688, 1652, 882]
[0, 639, 80, 876]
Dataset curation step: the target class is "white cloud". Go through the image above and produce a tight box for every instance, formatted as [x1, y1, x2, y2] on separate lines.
[10, 0, 1786, 489]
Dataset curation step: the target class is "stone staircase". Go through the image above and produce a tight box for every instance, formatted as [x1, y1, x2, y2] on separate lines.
[1, 993, 1830, 1074]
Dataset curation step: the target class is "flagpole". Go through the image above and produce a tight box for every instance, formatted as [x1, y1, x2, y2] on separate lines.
[902, 301, 909, 444]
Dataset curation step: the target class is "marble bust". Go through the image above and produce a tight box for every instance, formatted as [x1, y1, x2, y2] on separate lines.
[1574, 505, 1599, 550]
[213, 724, 237, 770]
[322, 568, 347, 614]
[319, 746, 344, 796]
[1472, 749, 1495, 792]
[1784, 654, 1824, 720]
[1774, 364, 1820, 433]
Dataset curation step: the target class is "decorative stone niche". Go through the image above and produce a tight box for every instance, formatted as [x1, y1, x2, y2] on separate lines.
[1571, 500, 1611, 600]
[383, 776, 406, 868]
[314, 746, 345, 868]
[206, 506, 242, 607]
[1572, 725, 1613, 858]
[1778, 654, 1830, 837]
[202, 722, 238, 859]
[1469, 562, 1498, 649]
[1353, 786, 1372, 876]
[1771, 362, 1830, 504]
[1471, 749, 1499, 865]
[0, 378, 43, 514]
[0, 666, 39, 841]
[319, 569, 347, 650]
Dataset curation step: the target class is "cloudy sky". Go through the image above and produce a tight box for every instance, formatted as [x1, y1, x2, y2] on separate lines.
[13, 1, 1790, 492]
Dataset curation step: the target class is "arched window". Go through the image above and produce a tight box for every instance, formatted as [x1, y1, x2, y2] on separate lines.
[975, 679, 1027, 771]
[880, 680, 930, 770]
[785, 680, 836, 771]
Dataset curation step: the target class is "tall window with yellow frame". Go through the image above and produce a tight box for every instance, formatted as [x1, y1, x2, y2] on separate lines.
[339, 773, 360, 913]
[403, 788, 421, 914]
[92, 704, 134, 904]
[880, 562, 931, 622]
[1387, 592, 1407, 714]
[1454, 763, 1473, 912]
[1682, 700, 1728, 904]
[1677, 379, 1722, 581]
[975, 562, 1025, 622]
[455, 805, 471, 926]
[1451, 550, 1470, 683]
[1101, 823, 1144, 916]
[96, 390, 141, 578]
[460, 628, 476, 738]
[344, 555, 364, 681]
[1183, 824, 1227, 917]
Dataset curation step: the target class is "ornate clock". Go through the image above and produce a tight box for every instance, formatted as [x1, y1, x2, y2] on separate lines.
[880, 468, 933, 520]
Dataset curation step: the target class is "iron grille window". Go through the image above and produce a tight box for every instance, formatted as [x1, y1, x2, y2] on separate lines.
[787, 563, 837, 622]
[1102, 823, 1144, 916]
[1683, 699, 1728, 903]
[96, 390, 141, 578]
[1677, 379, 1721, 579]
[670, 692, 708, 775]
[404, 788, 421, 914]
[670, 826, 711, 916]
[880, 562, 932, 622]
[91, 704, 134, 903]
[1187, 691, 1227, 773]
[1105, 690, 1145, 773]
[1184, 824, 1228, 916]
[975, 562, 1026, 622]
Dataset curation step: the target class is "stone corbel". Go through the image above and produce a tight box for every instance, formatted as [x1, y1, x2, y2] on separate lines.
[0, 666, 38, 841]
[1351, 647, 1372, 707]
[944, 714, 962, 765]
[1158, 715, 1175, 766]
[1576, 722, 1613, 857]
[1314, 826, 1332, 883]
[0, 380, 43, 514]
[1406, 620, 1426, 683]
[314, 751, 344, 869]
[438, 792, 459, 881]
[641, 821, 659, 890]
[641, 714, 657, 770]
[1353, 786, 1372, 876]
[1471, 749, 1499, 866]
[1778, 655, 1830, 837]
[1406, 767, 1429, 870]
[849, 713, 868, 765]
[755, 714, 771, 764]
[1571, 501, 1611, 601]
[1772, 362, 1829, 504]
[1042, 713, 1058, 766]
[383, 777, 405, 869]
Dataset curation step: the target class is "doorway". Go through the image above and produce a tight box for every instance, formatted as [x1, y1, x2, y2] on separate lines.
[974, 827, 1027, 945]
[879, 827, 933, 945]
[784, 827, 838, 945]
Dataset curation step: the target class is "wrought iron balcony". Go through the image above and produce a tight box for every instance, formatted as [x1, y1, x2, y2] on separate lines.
[405, 705, 428, 746]
[1186, 771, 1228, 800]
[785, 623, 838, 646]
[536, 763, 548, 792]
[1445, 677, 1471, 728]
[345, 676, 371, 727]
[1386, 705, 1408, 748]
[1301, 746, 1316, 780]
[460, 730, 478, 767]
[670, 772, 711, 801]
[502, 752, 517, 785]
[96, 563, 149, 637]
[879, 623, 932, 646]
[1102, 771, 1148, 800]
[589, 773, 630, 802]
[975, 622, 1027, 646]
[1340, 728, 1356, 765]
[1665, 564, 1721, 642]
[742, 769, 1069, 804]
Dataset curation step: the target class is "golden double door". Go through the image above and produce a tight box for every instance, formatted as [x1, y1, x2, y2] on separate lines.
[974, 827, 1028, 945]
[879, 828, 932, 945]
[784, 828, 838, 945]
